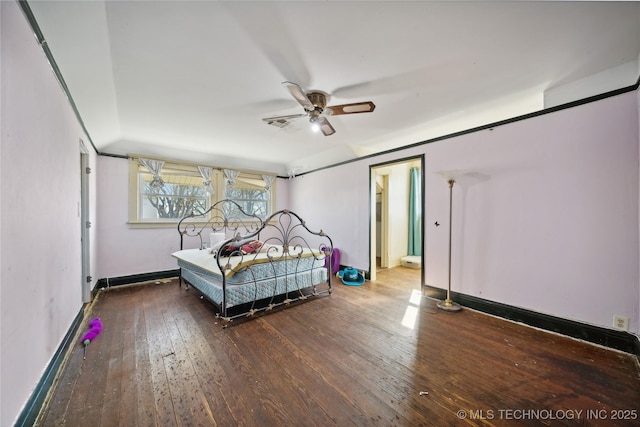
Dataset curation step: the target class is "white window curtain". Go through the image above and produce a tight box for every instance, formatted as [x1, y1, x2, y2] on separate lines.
[223, 169, 240, 196]
[198, 166, 214, 195]
[262, 175, 275, 193]
[139, 158, 165, 190]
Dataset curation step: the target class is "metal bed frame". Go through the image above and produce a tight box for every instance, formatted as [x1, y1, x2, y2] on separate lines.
[176, 199, 333, 326]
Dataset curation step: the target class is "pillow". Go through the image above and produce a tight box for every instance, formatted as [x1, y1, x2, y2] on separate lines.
[209, 232, 226, 248]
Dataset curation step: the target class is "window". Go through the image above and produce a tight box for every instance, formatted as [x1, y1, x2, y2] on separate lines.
[138, 166, 209, 220]
[129, 158, 275, 227]
[225, 173, 271, 219]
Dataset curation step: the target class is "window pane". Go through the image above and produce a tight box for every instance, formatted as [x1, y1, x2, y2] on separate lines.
[139, 171, 209, 219]
[225, 187, 270, 219]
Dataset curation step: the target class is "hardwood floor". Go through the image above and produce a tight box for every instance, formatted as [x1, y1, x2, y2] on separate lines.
[37, 268, 640, 426]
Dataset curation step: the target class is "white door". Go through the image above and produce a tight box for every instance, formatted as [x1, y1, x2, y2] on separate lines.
[80, 141, 91, 302]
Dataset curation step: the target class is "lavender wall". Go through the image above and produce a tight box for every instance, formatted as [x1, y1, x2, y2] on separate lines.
[96, 157, 178, 278]
[96, 156, 290, 279]
[1, 1, 98, 424]
[290, 92, 639, 334]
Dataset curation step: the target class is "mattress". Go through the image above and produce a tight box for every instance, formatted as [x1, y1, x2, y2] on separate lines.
[173, 247, 328, 307]
[180, 267, 328, 307]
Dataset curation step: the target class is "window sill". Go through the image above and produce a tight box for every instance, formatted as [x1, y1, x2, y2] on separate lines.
[127, 220, 181, 229]
[127, 218, 269, 229]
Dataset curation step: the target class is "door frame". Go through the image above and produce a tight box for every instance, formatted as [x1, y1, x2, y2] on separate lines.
[369, 154, 425, 290]
[379, 174, 389, 269]
[80, 139, 91, 303]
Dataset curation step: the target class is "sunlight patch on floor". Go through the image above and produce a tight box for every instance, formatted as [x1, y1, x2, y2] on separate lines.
[401, 289, 423, 329]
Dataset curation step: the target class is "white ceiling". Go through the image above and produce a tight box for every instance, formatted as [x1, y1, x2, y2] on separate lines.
[28, 1, 640, 175]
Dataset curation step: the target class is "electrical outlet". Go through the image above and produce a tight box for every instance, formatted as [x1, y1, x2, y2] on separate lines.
[612, 315, 629, 331]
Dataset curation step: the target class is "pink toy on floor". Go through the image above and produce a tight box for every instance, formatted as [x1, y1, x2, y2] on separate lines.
[80, 317, 103, 359]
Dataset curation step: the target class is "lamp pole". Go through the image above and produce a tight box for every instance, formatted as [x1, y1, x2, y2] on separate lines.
[437, 178, 462, 311]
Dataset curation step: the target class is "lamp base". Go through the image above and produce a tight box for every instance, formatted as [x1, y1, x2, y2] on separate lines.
[437, 298, 462, 312]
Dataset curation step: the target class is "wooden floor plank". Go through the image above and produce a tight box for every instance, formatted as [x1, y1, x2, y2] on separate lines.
[226, 319, 337, 426]
[162, 308, 217, 426]
[256, 321, 358, 426]
[132, 290, 159, 427]
[265, 308, 422, 426]
[99, 292, 129, 427]
[187, 295, 278, 426]
[64, 298, 117, 426]
[281, 293, 444, 425]
[143, 285, 179, 427]
[37, 334, 85, 425]
[36, 269, 640, 427]
[117, 306, 138, 427]
[171, 308, 237, 427]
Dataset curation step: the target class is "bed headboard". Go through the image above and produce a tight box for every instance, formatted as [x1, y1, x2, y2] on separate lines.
[177, 199, 264, 250]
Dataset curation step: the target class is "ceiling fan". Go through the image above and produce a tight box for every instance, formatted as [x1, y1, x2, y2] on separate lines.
[262, 81, 376, 136]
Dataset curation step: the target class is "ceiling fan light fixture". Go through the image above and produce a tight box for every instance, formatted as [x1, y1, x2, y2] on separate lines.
[309, 116, 321, 133]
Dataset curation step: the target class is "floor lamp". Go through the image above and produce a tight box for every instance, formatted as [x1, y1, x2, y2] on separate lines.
[437, 177, 462, 312]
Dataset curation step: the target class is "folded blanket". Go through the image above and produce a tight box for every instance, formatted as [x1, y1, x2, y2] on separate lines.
[216, 239, 263, 256]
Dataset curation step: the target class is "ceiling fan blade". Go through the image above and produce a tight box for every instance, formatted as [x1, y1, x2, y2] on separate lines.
[263, 113, 306, 128]
[282, 81, 314, 111]
[326, 101, 376, 115]
[318, 117, 336, 136]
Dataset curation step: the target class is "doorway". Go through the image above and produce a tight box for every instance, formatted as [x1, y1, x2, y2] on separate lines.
[376, 174, 389, 269]
[369, 155, 425, 290]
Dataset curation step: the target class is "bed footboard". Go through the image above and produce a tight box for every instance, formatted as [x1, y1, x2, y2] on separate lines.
[175, 200, 333, 326]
